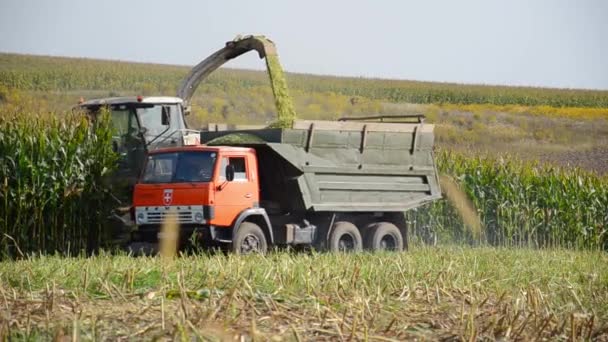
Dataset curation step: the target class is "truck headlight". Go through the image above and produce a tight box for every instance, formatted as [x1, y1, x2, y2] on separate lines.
[136, 212, 145, 224]
[194, 212, 204, 223]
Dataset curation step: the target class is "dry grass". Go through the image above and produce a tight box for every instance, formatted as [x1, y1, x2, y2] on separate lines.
[437, 103, 608, 121]
[1, 247, 606, 340]
[417, 101, 608, 174]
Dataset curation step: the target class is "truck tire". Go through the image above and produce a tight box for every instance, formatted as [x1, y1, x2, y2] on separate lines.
[328, 222, 362, 253]
[365, 222, 403, 252]
[232, 222, 268, 254]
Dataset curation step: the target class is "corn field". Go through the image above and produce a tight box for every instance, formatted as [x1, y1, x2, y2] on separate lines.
[0, 112, 117, 257]
[0, 111, 606, 256]
[2, 53, 608, 108]
[410, 151, 608, 249]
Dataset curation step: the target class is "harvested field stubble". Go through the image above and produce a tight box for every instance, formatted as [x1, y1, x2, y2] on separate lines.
[1, 248, 607, 340]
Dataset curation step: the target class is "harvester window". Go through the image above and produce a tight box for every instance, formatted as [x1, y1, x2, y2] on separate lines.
[109, 107, 139, 136]
[108, 107, 141, 154]
[220, 157, 247, 181]
[137, 105, 177, 136]
[137, 106, 166, 137]
[135, 104, 183, 143]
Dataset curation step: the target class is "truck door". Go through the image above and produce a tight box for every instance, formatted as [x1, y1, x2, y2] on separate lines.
[212, 154, 258, 227]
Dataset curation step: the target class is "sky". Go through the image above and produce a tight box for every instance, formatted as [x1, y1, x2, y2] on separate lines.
[0, 0, 607, 90]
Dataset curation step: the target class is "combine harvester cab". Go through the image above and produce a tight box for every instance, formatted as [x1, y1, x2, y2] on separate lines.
[131, 115, 442, 253]
[79, 96, 200, 243]
[79, 96, 200, 190]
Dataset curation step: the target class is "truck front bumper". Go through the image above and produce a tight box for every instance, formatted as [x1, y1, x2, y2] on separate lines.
[132, 223, 207, 242]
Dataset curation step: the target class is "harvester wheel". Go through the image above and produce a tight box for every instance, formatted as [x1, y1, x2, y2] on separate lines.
[232, 222, 268, 254]
[328, 222, 362, 253]
[365, 222, 403, 252]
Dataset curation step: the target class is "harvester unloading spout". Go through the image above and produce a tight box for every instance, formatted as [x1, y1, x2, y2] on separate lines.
[177, 35, 296, 127]
[177, 35, 276, 106]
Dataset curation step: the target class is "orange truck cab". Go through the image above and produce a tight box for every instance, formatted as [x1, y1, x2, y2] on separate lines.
[132, 145, 280, 253]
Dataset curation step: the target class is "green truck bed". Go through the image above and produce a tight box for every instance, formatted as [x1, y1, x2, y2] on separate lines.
[201, 119, 442, 213]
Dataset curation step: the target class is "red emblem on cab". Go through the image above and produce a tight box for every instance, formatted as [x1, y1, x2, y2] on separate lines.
[163, 189, 173, 206]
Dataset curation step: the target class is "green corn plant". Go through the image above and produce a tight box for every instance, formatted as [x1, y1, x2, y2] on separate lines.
[0, 109, 117, 258]
[410, 151, 608, 250]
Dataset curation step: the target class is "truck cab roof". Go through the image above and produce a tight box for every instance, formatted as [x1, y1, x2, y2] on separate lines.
[148, 145, 255, 155]
[80, 96, 183, 107]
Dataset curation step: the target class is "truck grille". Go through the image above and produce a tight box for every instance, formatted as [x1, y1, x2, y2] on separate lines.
[146, 211, 193, 224]
[135, 205, 211, 225]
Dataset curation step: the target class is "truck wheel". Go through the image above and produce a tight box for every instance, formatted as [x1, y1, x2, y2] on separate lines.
[328, 222, 362, 253]
[365, 222, 403, 252]
[232, 222, 268, 254]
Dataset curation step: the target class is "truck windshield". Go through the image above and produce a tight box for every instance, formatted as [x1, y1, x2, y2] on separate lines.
[142, 151, 217, 183]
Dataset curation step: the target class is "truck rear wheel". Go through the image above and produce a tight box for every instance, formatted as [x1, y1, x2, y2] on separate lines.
[328, 222, 362, 253]
[365, 222, 403, 252]
[232, 222, 268, 254]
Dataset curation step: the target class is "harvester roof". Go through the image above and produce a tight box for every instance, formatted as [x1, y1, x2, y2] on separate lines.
[80, 96, 183, 107]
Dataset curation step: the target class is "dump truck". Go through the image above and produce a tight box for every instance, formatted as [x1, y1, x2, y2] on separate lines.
[132, 116, 442, 253]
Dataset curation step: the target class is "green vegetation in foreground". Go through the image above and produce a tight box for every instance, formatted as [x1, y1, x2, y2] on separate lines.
[2, 247, 606, 340]
[2, 52, 608, 108]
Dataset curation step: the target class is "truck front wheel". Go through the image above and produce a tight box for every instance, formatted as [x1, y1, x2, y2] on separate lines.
[365, 222, 403, 252]
[232, 222, 268, 254]
[328, 222, 362, 252]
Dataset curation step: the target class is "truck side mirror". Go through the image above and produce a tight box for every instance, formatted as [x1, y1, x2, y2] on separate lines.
[225, 164, 235, 182]
[161, 106, 171, 126]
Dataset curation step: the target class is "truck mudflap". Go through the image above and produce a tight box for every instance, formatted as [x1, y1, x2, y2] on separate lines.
[232, 208, 274, 244]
